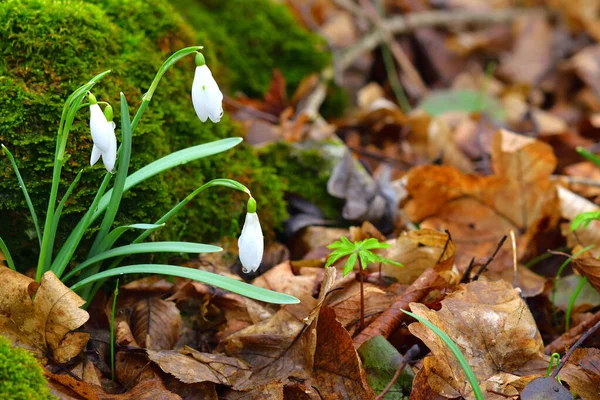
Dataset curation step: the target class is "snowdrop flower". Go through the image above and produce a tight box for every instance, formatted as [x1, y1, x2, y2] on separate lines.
[238, 197, 264, 273]
[191, 52, 223, 123]
[89, 94, 117, 173]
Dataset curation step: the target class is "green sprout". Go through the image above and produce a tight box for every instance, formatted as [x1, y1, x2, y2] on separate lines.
[325, 237, 402, 329]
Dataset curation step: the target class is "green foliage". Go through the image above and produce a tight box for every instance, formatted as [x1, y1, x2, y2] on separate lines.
[571, 211, 600, 231]
[0, 0, 286, 268]
[259, 141, 342, 220]
[419, 89, 506, 121]
[0, 336, 54, 400]
[325, 237, 402, 276]
[170, 0, 330, 97]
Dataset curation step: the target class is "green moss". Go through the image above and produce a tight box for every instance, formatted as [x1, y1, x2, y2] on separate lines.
[0, 0, 286, 268]
[170, 0, 330, 97]
[259, 141, 342, 220]
[0, 336, 54, 400]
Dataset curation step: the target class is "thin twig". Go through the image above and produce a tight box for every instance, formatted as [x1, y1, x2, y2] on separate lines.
[435, 229, 452, 265]
[339, 8, 547, 69]
[460, 257, 476, 284]
[375, 344, 420, 400]
[472, 235, 507, 281]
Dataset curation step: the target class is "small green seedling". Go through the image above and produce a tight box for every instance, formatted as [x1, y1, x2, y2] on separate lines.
[325, 237, 401, 329]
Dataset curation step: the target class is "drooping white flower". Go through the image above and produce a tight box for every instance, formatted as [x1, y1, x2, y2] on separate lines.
[238, 198, 264, 273]
[191, 53, 223, 123]
[89, 94, 117, 173]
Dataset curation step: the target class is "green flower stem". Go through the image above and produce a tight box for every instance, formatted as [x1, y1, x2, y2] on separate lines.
[565, 276, 587, 332]
[576, 146, 600, 167]
[0, 235, 15, 271]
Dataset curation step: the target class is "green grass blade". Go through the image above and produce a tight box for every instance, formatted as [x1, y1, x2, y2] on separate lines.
[401, 309, 484, 400]
[88, 92, 133, 259]
[63, 242, 222, 281]
[93, 138, 243, 221]
[1, 145, 42, 248]
[98, 223, 165, 253]
[576, 146, 600, 168]
[51, 172, 113, 279]
[565, 276, 587, 332]
[70, 264, 299, 305]
[0, 236, 16, 271]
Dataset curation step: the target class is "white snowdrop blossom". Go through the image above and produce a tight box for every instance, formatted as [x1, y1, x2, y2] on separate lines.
[191, 53, 223, 123]
[89, 95, 117, 173]
[238, 198, 264, 273]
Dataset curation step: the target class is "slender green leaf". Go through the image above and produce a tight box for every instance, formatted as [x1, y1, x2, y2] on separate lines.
[576, 146, 600, 168]
[343, 252, 358, 276]
[566, 276, 588, 332]
[98, 223, 165, 253]
[93, 138, 243, 221]
[1, 145, 42, 248]
[401, 309, 484, 400]
[0, 236, 16, 271]
[63, 242, 222, 281]
[70, 264, 299, 305]
[571, 211, 600, 231]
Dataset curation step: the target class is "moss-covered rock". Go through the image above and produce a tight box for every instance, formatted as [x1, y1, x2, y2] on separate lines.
[0, 0, 286, 268]
[170, 0, 330, 97]
[0, 335, 54, 399]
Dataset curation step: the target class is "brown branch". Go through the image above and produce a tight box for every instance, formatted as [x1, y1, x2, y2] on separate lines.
[353, 268, 448, 348]
[339, 7, 548, 69]
[545, 309, 600, 354]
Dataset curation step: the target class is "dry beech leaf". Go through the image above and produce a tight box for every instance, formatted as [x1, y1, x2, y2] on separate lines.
[252, 261, 321, 301]
[0, 267, 89, 363]
[572, 257, 600, 294]
[129, 297, 181, 350]
[383, 229, 455, 285]
[560, 348, 600, 400]
[147, 345, 251, 386]
[220, 383, 284, 399]
[312, 306, 375, 399]
[408, 280, 545, 400]
[222, 267, 335, 391]
[404, 130, 557, 296]
[558, 187, 600, 257]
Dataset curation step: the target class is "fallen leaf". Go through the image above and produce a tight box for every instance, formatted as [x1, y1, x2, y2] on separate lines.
[571, 45, 600, 99]
[572, 257, 600, 294]
[129, 297, 181, 350]
[312, 306, 375, 399]
[408, 280, 545, 399]
[558, 187, 600, 257]
[560, 347, 600, 400]
[220, 383, 284, 399]
[252, 261, 321, 301]
[0, 267, 89, 363]
[147, 346, 251, 386]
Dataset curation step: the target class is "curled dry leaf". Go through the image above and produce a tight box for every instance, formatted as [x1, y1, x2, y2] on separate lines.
[558, 186, 600, 257]
[129, 297, 182, 350]
[560, 348, 600, 400]
[147, 346, 251, 387]
[312, 306, 375, 400]
[383, 228, 455, 285]
[408, 280, 545, 400]
[0, 267, 89, 363]
[572, 257, 600, 294]
[252, 261, 322, 301]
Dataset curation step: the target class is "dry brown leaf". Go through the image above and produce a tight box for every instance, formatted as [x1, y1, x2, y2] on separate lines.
[312, 306, 375, 400]
[115, 351, 157, 388]
[560, 348, 600, 400]
[103, 378, 180, 400]
[558, 186, 600, 257]
[383, 229, 455, 285]
[221, 267, 335, 391]
[147, 346, 251, 386]
[45, 370, 100, 400]
[572, 257, 600, 294]
[0, 267, 89, 363]
[129, 297, 181, 350]
[572, 45, 600, 99]
[252, 261, 321, 300]
[220, 383, 284, 399]
[408, 280, 545, 400]
[499, 15, 553, 85]
[549, 0, 600, 42]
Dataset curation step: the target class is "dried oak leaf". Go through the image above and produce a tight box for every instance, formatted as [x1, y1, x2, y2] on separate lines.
[312, 306, 375, 400]
[147, 345, 251, 386]
[404, 130, 558, 296]
[221, 267, 335, 391]
[129, 297, 181, 350]
[0, 267, 89, 363]
[560, 347, 600, 400]
[408, 280, 545, 400]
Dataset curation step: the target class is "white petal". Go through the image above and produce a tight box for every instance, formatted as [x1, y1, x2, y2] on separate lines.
[238, 212, 264, 273]
[89, 104, 111, 152]
[90, 144, 101, 166]
[101, 123, 118, 173]
[191, 65, 223, 123]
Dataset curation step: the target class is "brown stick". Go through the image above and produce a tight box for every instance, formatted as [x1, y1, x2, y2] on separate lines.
[545, 309, 600, 354]
[353, 268, 445, 348]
